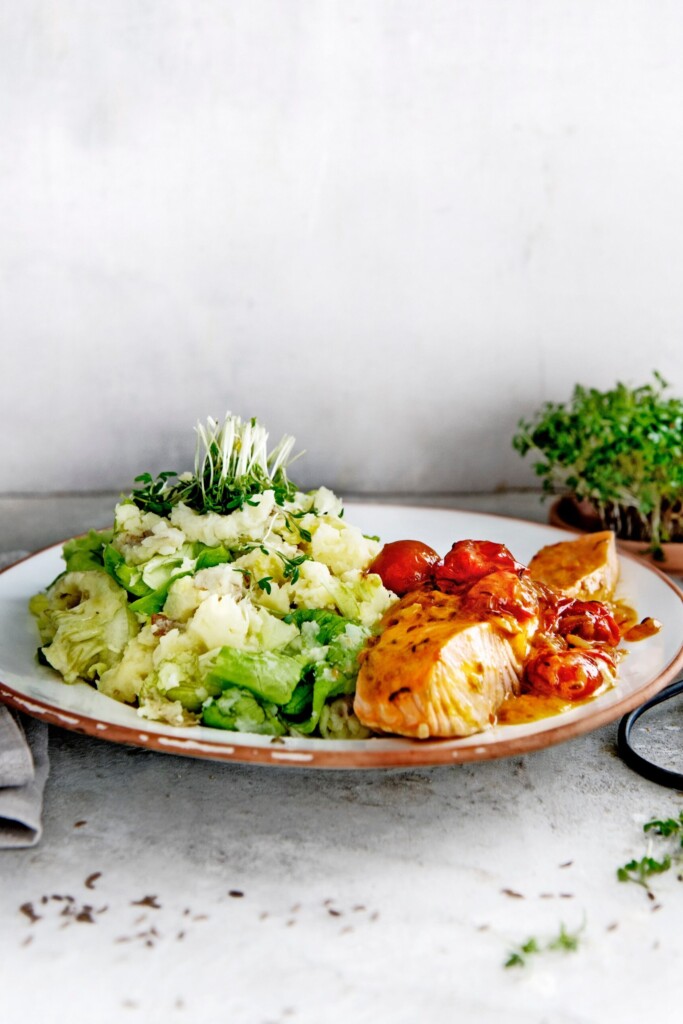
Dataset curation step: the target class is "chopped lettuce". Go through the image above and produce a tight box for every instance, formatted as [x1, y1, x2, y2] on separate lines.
[205, 647, 304, 705]
[202, 688, 285, 736]
[62, 530, 113, 574]
[194, 544, 233, 571]
[103, 544, 150, 597]
[283, 608, 352, 644]
[319, 695, 373, 739]
[286, 622, 371, 735]
[98, 628, 156, 705]
[280, 678, 314, 717]
[129, 572, 193, 616]
[32, 571, 137, 685]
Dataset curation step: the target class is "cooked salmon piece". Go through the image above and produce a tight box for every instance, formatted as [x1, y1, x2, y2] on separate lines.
[353, 587, 538, 739]
[528, 531, 618, 601]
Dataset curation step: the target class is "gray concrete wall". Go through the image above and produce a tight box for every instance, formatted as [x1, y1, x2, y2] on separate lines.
[3, 2, 682, 494]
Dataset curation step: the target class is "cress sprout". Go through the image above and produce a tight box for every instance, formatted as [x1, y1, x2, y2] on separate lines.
[513, 372, 683, 557]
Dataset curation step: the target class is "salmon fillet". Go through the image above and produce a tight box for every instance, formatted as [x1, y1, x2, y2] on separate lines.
[528, 531, 618, 600]
[354, 588, 536, 739]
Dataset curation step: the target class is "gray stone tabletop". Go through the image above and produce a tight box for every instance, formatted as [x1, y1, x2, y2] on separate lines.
[1, 493, 682, 1024]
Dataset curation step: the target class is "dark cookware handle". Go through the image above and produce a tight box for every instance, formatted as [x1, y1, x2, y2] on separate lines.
[617, 678, 683, 788]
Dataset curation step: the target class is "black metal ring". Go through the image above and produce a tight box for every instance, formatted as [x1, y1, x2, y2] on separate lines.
[617, 678, 683, 789]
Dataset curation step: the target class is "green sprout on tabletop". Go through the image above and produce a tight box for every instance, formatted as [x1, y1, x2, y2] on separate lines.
[643, 813, 683, 840]
[504, 937, 541, 969]
[131, 414, 301, 517]
[513, 372, 683, 558]
[617, 810, 683, 894]
[616, 855, 672, 891]
[504, 922, 584, 969]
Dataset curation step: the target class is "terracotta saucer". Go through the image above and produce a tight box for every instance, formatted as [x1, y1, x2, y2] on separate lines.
[549, 497, 683, 574]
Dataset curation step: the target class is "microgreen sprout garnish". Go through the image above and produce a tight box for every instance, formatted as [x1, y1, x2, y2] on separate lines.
[504, 937, 540, 968]
[513, 372, 683, 555]
[504, 921, 584, 968]
[131, 414, 301, 517]
[617, 810, 683, 894]
[547, 922, 583, 953]
[644, 812, 683, 841]
[616, 855, 672, 891]
[131, 471, 180, 517]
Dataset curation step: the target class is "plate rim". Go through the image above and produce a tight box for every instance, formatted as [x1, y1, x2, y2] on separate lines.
[2, 504, 683, 770]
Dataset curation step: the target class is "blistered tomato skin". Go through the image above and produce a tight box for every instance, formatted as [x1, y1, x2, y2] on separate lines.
[368, 540, 440, 596]
[434, 540, 526, 592]
[555, 600, 621, 645]
[524, 648, 614, 701]
[461, 570, 540, 623]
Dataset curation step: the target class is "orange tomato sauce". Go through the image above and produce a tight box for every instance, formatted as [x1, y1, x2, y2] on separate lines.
[496, 691, 578, 726]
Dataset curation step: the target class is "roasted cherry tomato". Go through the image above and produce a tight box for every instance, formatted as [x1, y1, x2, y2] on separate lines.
[555, 600, 621, 646]
[461, 570, 540, 623]
[368, 539, 440, 596]
[524, 648, 615, 701]
[534, 585, 574, 633]
[433, 539, 526, 592]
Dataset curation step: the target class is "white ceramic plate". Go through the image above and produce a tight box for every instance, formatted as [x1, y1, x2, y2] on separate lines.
[1, 503, 682, 769]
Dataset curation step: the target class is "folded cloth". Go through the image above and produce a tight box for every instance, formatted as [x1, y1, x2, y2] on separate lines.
[0, 550, 50, 848]
[0, 710, 49, 847]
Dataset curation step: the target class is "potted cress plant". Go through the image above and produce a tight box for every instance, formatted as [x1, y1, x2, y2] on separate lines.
[512, 372, 683, 568]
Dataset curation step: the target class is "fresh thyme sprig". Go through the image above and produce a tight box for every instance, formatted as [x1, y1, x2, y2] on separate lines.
[233, 545, 311, 594]
[131, 414, 301, 517]
[504, 921, 584, 968]
[279, 553, 310, 584]
[504, 937, 540, 968]
[250, 545, 311, 585]
[644, 812, 683, 841]
[616, 855, 672, 891]
[617, 810, 683, 894]
[547, 922, 583, 953]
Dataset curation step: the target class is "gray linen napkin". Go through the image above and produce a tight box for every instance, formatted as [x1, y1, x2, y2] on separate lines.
[0, 550, 50, 848]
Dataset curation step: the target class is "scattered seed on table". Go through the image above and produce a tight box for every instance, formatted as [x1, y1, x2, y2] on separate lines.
[131, 895, 161, 909]
[19, 902, 40, 923]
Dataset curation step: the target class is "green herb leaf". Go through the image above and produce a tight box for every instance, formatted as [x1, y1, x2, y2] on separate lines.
[547, 923, 582, 953]
[643, 812, 683, 839]
[512, 374, 683, 551]
[504, 952, 526, 969]
[279, 552, 310, 585]
[617, 854, 672, 889]
[503, 923, 582, 969]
